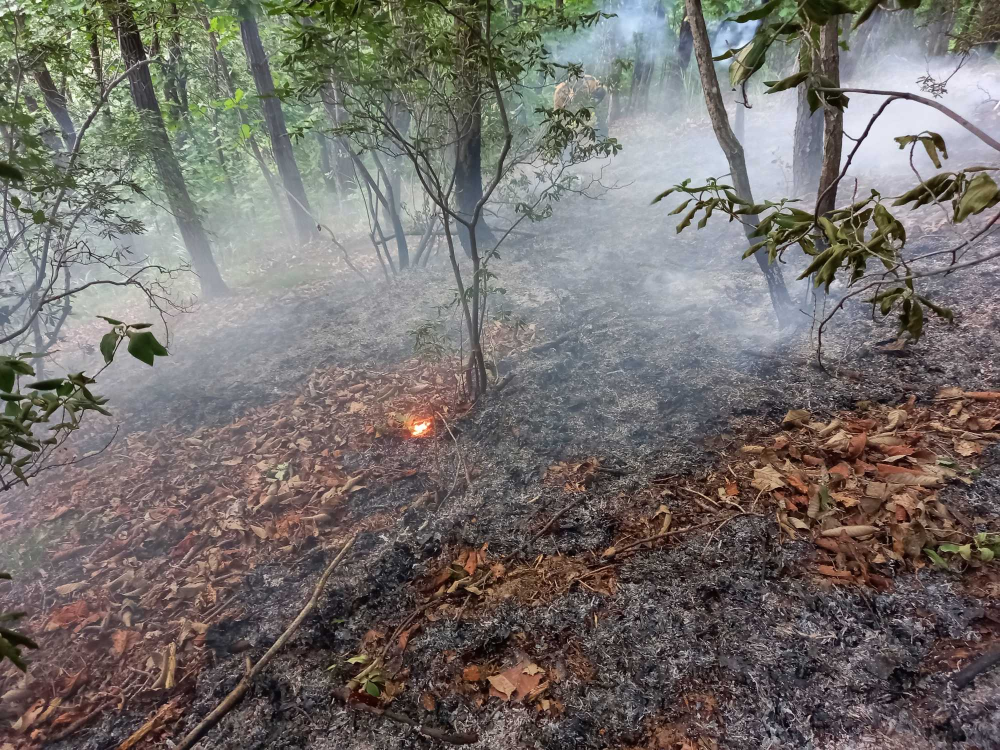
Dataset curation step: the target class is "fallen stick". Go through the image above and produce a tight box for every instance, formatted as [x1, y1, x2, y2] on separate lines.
[603, 513, 754, 560]
[174, 535, 357, 750]
[530, 494, 589, 543]
[952, 646, 1000, 690]
[964, 391, 1000, 402]
[332, 688, 478, 745]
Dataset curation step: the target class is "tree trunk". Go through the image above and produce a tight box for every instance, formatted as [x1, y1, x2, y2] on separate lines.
[33, 66, 76, 150]
[103, 0, 228, 297]
[238, 6, 314, 242]
[792, 40, 823, 198]
[683, 0, 792, 323]
[317, 81, 357, 194]
[926, 6, 955, 57]
[664, 17, 693, 103]
[454, 9, 497, 259]
[317, 133, 337, 193]
[163, 3, 190, 128]
[816, 20, 843, 219]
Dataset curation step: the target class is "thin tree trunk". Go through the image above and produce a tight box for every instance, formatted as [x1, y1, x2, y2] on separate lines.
[816, 20, 844, 219]
[316, 133, 337, 193]
[103, 0, 228, 297]
[201, 12, 292, 232]
[32, 66, 76, 150]
[684, 0, 792, 323]
[163, 3, 189, 129]
[454, 8, 496, 259]
[792, 40, 823, 197]
[809, 19, 845, 310]
[238, 6, 314, 242]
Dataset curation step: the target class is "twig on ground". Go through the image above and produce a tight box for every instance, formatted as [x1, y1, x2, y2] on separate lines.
[50, 701, 110, 743]
[174, 535, 358, 750]
[530, 494, 589, 544]
[332, 688, 478, 744]
[683, 486, 721, 513]
[436, 411, 472, 491]
[495, 372, 515, 392]
[603, 513, 756, 560]
[952, 646, 1000, 690]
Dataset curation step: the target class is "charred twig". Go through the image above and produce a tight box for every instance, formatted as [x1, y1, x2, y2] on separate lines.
[174, 535, 357, 750]
[332, 688, 478, 744]
[530, 494, 589, 544]
[603, 513, 755, 560]
[952, 646, 1000, 690]
[49, 700, 110, 743]
[494, 372, 515, 392]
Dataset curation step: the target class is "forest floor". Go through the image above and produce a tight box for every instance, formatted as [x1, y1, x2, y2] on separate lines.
[2, 97, 1000, 750]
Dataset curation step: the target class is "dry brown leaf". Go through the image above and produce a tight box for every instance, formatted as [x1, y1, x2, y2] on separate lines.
[45, 600, 89, 631]
[221, 457, 243, 466]
[462, 665, 483, 682]
[487, 673, 517, 700]
[954, 439, 982, 457]
[111, 629, 139, 658]
[782, 409, 811, 427]
[821, 525, 878, 539]
[847, 432, 867, 459]
[54, 581, 87, 597]
[421, 693, 436, 711]
[751, 466, 785, 492]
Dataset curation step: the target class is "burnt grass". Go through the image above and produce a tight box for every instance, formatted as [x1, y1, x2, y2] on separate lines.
[59, 111, 1000, 749]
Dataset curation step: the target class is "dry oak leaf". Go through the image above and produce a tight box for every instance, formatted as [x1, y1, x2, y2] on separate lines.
[488, 662, 545, 702]
[462, 665, 483, 682]
[954, 439, 982, 457]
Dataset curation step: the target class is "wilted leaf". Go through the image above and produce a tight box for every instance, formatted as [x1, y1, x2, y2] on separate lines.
[54, 582, 87, 597]
[45, 600, 90, 631]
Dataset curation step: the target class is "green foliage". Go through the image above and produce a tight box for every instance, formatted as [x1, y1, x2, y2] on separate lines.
[925, 532, 1000, 570]
[651, 126, 1000, 342]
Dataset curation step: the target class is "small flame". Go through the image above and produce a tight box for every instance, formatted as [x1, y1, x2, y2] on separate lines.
[410, 419, 432, 437]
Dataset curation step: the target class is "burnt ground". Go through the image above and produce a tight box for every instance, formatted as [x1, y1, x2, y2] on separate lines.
[13, 100, 1000, 750]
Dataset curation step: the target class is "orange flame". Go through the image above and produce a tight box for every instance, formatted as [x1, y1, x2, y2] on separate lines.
[410, 419, 432, 437]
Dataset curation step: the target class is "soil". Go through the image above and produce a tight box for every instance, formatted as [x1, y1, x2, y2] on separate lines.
[5, 99, 1000, 750]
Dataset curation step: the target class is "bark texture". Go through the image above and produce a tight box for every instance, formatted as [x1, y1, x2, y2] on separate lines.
[792, 41, 823, 198]
[239, 7, 314, 242]
[103, 0, 228, 297]
[683, 0, 792, 322]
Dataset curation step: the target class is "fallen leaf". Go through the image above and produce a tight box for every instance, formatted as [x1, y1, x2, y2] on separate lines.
[821, 525, 878, 539]
[816, 565, 854, 580]
[751, 466, 785, 492]
[54, 582, 87, 597]
[782, 409, 811, 427]
[463, 665, 483, 682]
[111, 629, 137, 657]
[847, 432, 867, 459]
[421, 693, 436, 711]
[221, 457, 243, 466]
[46, 600, 89, 631]
[487, 673, 517, 700]
[954, 439, 982, 457]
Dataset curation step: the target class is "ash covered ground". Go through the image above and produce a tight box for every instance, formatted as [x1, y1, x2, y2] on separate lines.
[43, 93, 1000, 750]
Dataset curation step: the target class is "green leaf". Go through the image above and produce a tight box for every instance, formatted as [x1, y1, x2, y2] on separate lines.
[650, 187, 674, 204]
[240, 123, 252, 140]
[955, 173, 1000, 223]
[853, 0, 882, 29]
[0, 366, 14, 394]
[0, 162, 25, 182]
[764, 71, 810, 94]
[347, 654, 369, 665]
[126, 331, 169, 367]
[924, 547, 949, 569]
[979, 547, 995, 563]
[727, 0, 783, 23]
[802, 0, 856, 25]
[667, 198, 691, 216]
[128, 323, 153, 330]
[97, 316, 124, 326]
[26, 378, 65, 391]
[730, 34, 772, 88]
[364, 680, 381, 697]
[100, 332, 118, 365]
[31, 210, 45, 225]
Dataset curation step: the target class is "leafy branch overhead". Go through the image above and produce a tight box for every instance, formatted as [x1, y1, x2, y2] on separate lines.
[0, 322, 167, 672]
